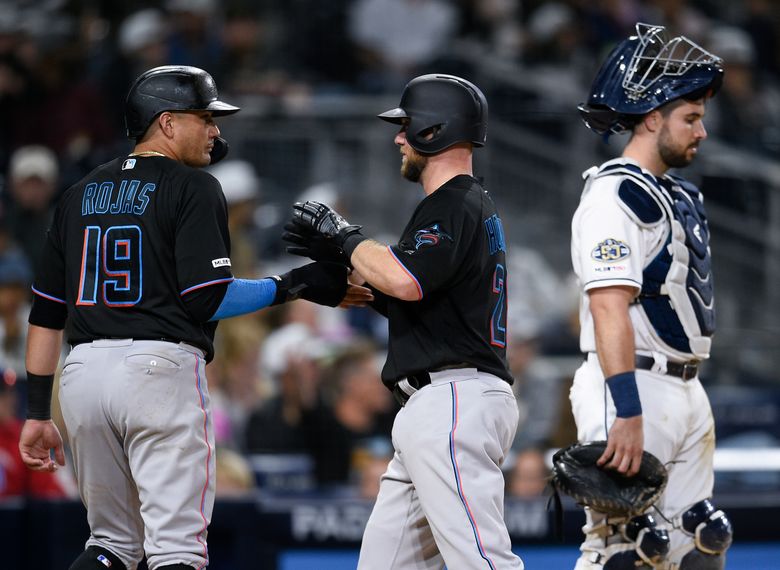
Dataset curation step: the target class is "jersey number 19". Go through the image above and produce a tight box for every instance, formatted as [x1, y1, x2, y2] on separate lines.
[77, 225, 143, 307]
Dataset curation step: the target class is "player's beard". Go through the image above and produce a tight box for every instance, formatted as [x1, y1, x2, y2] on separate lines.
[657, 123, 697, 169]
[401, 149, 428, 182]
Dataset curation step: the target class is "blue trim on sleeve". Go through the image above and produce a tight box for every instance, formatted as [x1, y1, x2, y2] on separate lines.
[209, 278, 277, 321]
[32, 287, 66, 304]
[180, 277, 235, 296]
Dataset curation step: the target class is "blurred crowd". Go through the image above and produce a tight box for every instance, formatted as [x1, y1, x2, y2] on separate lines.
[1, 0, 780, 501]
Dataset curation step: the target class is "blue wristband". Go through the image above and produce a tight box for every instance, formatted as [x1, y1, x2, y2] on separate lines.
[605, 371, 642, 418]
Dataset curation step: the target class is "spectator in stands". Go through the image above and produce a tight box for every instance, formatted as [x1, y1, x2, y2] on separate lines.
[455, 0, 523, 61]
[0, 368, 68, 498]
[4, 19, 114, 164]
[215, 447, 256, 498]
[208, 159, 263, 277]
[506, 314, 565, 452]
[245, 319, 326, 454]
[302, 340, 395, 489]
[207, 317, 269, 449]
[353, 436, 394, 500]
[93, 9, 170, 137]
[706, 25, 780, 155]
[165, 0, 225, 81]
[506, 446, 550, 499]
[278, 0, 363, 91]
[218, 4, 307, 99]
[348, 0, 459, 92]
[0, 245, 33, 376]
[4, 145, 59, 270]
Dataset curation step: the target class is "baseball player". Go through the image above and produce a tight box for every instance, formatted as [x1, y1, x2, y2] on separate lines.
[285, 74, 523, 569]
[570, 24, 733, 569]
[17, 65, 371, 570]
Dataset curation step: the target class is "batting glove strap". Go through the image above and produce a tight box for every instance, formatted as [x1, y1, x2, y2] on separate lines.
[606, 371, 642, 418]
[26, 372, 54, 420]
[341, 229, 368, 258]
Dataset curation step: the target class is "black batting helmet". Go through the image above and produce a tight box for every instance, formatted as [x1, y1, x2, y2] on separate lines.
[378, 74, 488, 154]
[125, 65, 240, 140]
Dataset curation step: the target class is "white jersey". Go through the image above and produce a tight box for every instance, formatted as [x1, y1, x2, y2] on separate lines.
[571, 157, 715, 362]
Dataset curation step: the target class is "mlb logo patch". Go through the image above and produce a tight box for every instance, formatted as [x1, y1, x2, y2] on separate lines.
[212, 257, 231, 268]
[97, 554, 112, 567]
[122, 158, 136, 170]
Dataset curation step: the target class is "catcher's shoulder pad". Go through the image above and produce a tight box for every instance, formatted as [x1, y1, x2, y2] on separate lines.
[616, 178, 665, 227]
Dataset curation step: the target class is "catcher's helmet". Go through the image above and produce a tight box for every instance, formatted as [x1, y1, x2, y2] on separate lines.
[125, 65, 240, 140]
[579, 23, 723, 136]
[378, 74, 488, 154]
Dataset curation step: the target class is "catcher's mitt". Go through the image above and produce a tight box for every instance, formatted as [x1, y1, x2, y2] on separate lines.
[550, 441, 668, 518]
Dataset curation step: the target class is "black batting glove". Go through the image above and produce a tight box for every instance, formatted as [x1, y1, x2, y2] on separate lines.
[282, 221, 352, 267]
[271, 261, 348, 307]
[291, 201, 368, 257]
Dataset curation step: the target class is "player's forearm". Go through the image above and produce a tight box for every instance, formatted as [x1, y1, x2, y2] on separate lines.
[589, 288, 636, 377]
[26, 325, 64, 375]
[351, 240, 420, 301]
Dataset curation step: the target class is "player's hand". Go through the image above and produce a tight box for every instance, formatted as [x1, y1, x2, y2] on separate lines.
[340, 283, 374, 308]
[282, 220, 351, 266]
[275, 262, 356, 307]
[597, 415, 644, 477]
[19, 419, 65, 472]
[291, 201, 363, 248]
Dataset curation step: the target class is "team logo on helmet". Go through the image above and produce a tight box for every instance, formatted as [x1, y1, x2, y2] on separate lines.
[592, 238, 631, 262]
[414, 224, 452, 249]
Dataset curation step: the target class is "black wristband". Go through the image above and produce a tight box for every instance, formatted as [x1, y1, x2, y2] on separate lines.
[26, 372, 54, 420]
[342, 232, 368, 258]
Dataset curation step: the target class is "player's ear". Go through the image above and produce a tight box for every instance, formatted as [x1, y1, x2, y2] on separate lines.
[643, 110, 662, 133]
[157, 111, 175, 138]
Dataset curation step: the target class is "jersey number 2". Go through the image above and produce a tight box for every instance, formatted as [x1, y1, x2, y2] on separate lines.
[77, 225, 142, 307]
[490, 264, 507, 348]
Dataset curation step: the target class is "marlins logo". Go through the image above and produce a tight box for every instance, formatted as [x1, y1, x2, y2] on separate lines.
[414, 224, 452, 249]
[592, 238, 630, 262]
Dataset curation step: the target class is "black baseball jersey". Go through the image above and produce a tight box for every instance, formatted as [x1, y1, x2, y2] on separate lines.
[374, 174, 512, 388]
[32, 155, 233, 361]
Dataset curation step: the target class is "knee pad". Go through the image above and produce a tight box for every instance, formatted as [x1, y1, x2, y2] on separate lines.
[69, 546, 127, 570]
[602, 514, 670, 569]
[681, 499, 733, 555]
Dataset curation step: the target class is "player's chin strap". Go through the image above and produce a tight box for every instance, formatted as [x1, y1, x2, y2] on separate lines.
[209, 136, 230, 164]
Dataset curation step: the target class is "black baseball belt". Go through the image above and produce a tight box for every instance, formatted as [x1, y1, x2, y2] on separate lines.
[392, 362, 472, 407]
[585, 353, 700, 381]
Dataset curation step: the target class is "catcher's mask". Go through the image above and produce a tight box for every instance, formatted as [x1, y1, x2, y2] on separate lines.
[125, 65, 240, 147]
[378, 74, 488, 154]
[579, 23, 723, 136]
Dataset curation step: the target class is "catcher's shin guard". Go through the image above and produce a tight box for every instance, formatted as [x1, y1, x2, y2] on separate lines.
[681, 499, 733, 555]
[69, 546, 127, 570]
[601, 514, 670, 569]
[676, 499, 732, 569]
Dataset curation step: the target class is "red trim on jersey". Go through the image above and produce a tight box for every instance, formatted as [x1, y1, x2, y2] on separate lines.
[31, 287, 66, 304]
[180, 277, 234, 296]
[387, 246, 423, 300]
[193, 355, 211, 569]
